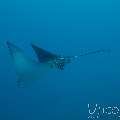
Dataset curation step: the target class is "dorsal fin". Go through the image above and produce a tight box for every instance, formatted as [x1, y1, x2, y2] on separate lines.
[31, 43, 58, 62]
[7, 41, 50, 87]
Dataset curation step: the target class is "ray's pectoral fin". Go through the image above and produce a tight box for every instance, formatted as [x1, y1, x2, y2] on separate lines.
[7, 41, 49, 88]
[31, 43, 58, 63]
[31, 43, 74, 70]
[7, 41, 32, 87]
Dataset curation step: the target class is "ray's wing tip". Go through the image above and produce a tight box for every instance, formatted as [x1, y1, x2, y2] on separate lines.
[6, 41, 15, 49]
[30, 43, 37, 50]
[6, 41, 14, 46]
[6, 41, 11, 47]
[6, 41, 13, 55]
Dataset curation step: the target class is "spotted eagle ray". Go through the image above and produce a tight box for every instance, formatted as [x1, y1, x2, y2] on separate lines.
[7, 41, 107, 87]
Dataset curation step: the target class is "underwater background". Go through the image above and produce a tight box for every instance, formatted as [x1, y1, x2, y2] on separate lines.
[0, 0, 120, 119]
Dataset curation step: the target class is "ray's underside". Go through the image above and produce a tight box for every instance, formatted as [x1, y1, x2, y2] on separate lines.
[7, 41, 50, 87]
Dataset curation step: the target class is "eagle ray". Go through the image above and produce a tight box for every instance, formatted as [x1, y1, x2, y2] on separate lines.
[7, 41, 109, 87]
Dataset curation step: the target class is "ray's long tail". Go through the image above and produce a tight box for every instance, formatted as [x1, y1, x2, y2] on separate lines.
[77, 49, 110, 57]
[66, 49, 110, 61]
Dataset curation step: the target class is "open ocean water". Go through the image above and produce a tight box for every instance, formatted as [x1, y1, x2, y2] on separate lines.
[0, 0, 120, 120]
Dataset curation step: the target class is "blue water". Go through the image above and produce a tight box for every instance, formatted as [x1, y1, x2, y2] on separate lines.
[0, 0, 120, 119]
